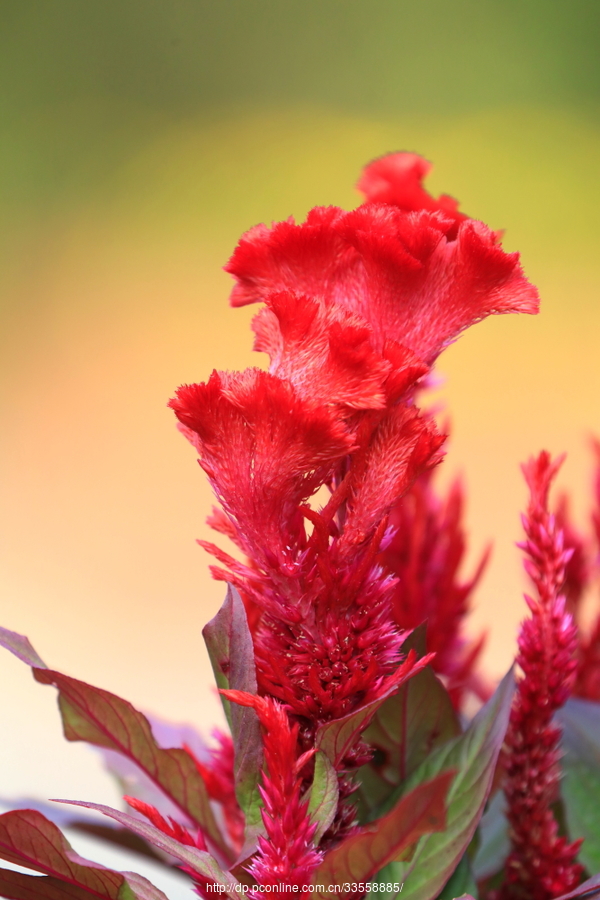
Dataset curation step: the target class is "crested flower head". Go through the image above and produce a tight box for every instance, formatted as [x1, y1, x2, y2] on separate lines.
[226, 153, 539, 365]
[170, 151, 541, 857]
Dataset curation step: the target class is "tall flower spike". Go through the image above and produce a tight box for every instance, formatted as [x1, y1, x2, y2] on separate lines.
[500, 452, 583, 900]
[221, 690, 322, 888]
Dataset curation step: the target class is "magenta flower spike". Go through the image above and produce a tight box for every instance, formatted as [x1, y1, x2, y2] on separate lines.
[500, 453, 584, 900]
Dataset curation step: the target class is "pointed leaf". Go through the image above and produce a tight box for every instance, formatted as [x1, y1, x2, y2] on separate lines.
[96, 715, 212, 825]
[203, 585, 263, 836]
[435, 854, 477, 900]
[0, 868, 167, 900]
[311, 770, 452, 896]
[556, 697, 600, 875]
[382, 668, 514, 900]
[0, 797, 166, 866]
[0, 809, 168, 900]
[0, 626, 47, 669]
[54, 800, 239, 898]
[316, 695, 390, 768]
[0, 628, 231, 863]
[307, 751, 339, 845]
[358, 626, 460, 818]
[472, 791, 509, 882]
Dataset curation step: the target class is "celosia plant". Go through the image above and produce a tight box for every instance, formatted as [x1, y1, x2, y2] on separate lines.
[2, 153, 600, 900]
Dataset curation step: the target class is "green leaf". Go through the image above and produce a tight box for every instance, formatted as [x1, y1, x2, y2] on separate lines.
[0, 627, 232, 864]
[307, 751, 339, 844]
[0, 808, 168, 900]
[203, 585, 264, 839]
[358, 625, 461, 819]
[382, 668, 514, 900]
[556, 697, 600, 875]
[471, 791, 509, 882]
[435, 854, 477, 900]
[316, 694, 391, 769]
[55, 800, 240, 898]
[311, 770, 453, 897]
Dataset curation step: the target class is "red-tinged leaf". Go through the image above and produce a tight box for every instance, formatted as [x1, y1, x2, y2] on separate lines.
[553, 873, 600, 900]
[311, 770, 453, 895]
[316, 694, 392, 768]
[316, 651, 430, 769]
[203, 586, 263, 835]
[0, 627, 47, 669]
[307, 751, 339, 845]
[0, 798, 166, 867]
[358, 626, 461, 818]
[0, 868, 169, 900]
[54, 801, 239, 899]
[471, 790, 509, 882]
[0, 869, 101, 900]
[96, 714, 211, 823]
[0, 628, 231, 863]
[435, 854, 477, 900]
[74, 825, 168, 867]
[556, 698, 600, 875]
[382, 668, 514, 900]
[0, 809, 168, 900]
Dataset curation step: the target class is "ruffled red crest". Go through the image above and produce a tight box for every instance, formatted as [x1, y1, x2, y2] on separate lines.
[226, 202, 539, 365]
[341, 407, 446, 550]
[169, 369, 354, 567]
[357, 152, 467, 228]
[252, 291, 427, 409]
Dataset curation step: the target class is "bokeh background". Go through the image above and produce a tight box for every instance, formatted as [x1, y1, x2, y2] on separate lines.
[1, 1, 600, 887]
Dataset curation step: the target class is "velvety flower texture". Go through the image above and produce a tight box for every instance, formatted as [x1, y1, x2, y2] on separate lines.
[500, 453, 583, 900]
[222, 690, 322, 887]
[170, 153, 540, 881]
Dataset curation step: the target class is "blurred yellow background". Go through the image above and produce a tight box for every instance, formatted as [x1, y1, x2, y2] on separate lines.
[1, 1, 599, 811]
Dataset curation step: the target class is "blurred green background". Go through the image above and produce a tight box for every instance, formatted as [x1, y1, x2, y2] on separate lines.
[1, 0, 600, 814]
